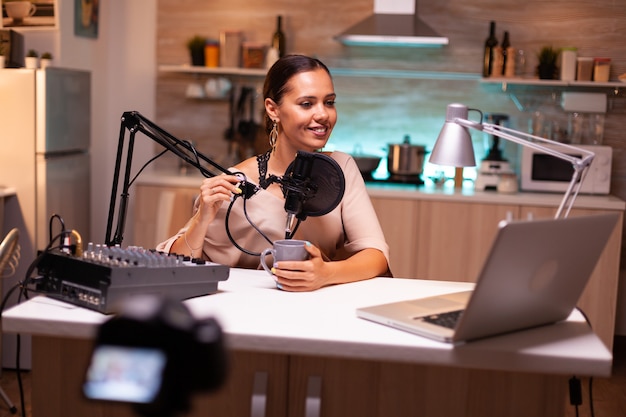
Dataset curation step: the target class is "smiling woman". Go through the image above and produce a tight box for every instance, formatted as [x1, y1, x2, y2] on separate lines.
[156, 54, 392, 291]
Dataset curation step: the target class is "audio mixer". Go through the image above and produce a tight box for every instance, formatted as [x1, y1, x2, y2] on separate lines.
[36, 245, 229, 314]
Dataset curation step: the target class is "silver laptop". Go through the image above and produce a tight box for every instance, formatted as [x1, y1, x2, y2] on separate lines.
[357, 213, 619, 344]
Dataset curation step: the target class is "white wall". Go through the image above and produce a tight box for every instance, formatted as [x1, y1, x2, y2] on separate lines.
[82, 0, 157, 245]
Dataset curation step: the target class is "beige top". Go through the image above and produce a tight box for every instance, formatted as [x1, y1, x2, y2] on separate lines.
[156, 151, 390, 272]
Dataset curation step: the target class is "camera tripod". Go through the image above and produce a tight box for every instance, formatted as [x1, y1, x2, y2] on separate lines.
[0, 386, 17, 414]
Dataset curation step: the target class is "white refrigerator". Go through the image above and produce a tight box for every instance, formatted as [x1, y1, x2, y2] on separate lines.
[0, 67, 91, 368]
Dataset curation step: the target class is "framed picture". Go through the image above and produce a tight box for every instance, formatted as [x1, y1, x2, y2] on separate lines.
[1, 0, 58, 29]
[74, 0, 98, 38]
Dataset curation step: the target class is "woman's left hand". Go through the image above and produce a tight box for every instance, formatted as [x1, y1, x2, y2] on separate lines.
[272, 243, 331, 292]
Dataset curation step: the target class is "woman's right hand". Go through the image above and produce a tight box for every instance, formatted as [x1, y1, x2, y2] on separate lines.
[196, 174, 243, 224]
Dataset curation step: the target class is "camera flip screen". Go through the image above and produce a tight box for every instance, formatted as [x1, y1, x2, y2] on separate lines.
[83, 345, 167, 404]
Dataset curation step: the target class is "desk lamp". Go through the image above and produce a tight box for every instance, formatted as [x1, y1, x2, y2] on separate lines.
[429, 103, 595, 219]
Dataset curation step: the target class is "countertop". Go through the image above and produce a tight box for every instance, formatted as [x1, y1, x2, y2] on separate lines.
[2, 268, 612, 377]
[135, 169, 626, 211]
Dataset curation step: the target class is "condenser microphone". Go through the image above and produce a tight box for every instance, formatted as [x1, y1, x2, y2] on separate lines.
[283, 152, 315, 234]
[281, 151, 345, 238]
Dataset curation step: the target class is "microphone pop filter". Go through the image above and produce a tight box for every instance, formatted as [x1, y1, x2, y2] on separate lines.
[284, 151, 345, 218]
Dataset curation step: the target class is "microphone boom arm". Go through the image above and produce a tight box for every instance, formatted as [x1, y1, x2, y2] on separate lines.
[105, 111, 257, 246]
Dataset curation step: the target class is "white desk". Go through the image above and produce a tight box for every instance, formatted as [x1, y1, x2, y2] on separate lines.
[1, 269, 613, 417]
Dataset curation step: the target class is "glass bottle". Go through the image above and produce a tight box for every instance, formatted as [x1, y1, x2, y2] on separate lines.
[271, 15, 286, 58]
[500, 31, 511, 76]
[482, 21, 498, 77]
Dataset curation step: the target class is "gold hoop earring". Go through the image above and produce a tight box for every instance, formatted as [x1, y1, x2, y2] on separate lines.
[269, 120, 278, 151]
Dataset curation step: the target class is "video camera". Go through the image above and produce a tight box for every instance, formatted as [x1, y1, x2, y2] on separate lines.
[83, 295, 228, 417]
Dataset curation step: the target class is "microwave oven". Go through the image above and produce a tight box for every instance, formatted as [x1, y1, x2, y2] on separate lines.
[520, 144, 612, 195]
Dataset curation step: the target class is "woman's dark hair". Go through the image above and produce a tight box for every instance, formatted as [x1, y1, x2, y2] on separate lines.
[262, 54, 332, 132]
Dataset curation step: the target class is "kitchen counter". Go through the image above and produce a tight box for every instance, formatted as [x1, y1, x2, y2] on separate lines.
[135, 169, 626, 211]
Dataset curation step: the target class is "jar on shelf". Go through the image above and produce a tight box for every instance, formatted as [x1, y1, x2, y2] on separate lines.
[204, 40, 219, 67]
[219, 30, 243, 68]
[560, 47, 577, 81]
[593, 58, 611, 82]
[576, 57, 593, 81]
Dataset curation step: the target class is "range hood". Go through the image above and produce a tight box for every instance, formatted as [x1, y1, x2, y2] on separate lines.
[335, 0, 448, 47]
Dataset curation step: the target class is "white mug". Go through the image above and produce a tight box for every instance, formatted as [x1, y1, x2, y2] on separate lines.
[5, 1, 37, 22]
[260, 240, 309, 276]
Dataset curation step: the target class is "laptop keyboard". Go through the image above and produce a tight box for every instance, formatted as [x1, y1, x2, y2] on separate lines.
[421, 310, 464, 329]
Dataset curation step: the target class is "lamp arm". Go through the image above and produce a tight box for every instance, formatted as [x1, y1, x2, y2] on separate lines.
[454, 118, 595, 219]
[456, 119, 594, 168]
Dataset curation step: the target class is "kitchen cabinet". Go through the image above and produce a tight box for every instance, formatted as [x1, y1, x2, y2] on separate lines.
[520, 205, 623, 350]
[195, 350, 289, 417]
[287, 354, 565, 417]
[31, 337, 567, 417]
[133, 184, 198, 248]
[370, 196, 420, 278]
[415, 200, 518, 282]
[31, 337, 290, 417]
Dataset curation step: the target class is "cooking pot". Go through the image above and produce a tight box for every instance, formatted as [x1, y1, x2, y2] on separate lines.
[352, 155, 381, 177]
[350, 144, 382, 177]
[387, 135, 427, 176]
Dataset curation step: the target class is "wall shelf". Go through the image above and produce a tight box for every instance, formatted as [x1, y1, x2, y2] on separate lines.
[328, 68, 480, 81]
[158, 64, 481, 82]
[481, 77, 624, 94]
[159, 64, 266, 78]
[480, 77, 625, 112]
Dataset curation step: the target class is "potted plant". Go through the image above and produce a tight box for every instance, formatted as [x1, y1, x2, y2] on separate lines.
[24, 48, 38, 69]
[536, 46, 559, 80]
[40, 51, 53, 69]
[186, 35, 206, 66]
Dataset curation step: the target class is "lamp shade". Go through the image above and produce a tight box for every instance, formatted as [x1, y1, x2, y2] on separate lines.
[429, 104, 477, 167]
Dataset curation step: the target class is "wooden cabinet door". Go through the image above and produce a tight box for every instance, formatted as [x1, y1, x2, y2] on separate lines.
[416, 200, 519, 282]
[32, 338, 289, 417]
[193, 350, 289, 417]
[287, 354, 566, 417]
[520, 206, 624, 350]
[133, 184, 199, 248]
[287, 355, 379, 417]
[370, 197, 419, 278]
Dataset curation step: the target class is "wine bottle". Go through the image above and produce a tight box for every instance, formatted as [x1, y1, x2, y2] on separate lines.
[500, 31, 510, 76]
[482, 21, 498, 77]
[271, 15, 286, 58]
